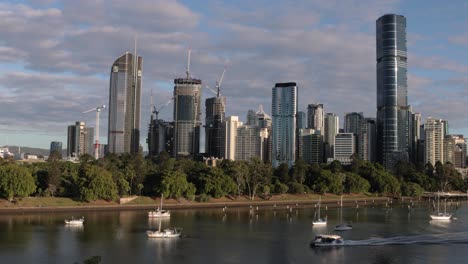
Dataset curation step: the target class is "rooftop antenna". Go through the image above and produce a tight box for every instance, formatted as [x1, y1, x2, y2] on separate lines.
[186, 47, 191, 79]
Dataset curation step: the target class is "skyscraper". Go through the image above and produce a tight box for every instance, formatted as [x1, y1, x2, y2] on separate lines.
[49, 141, 62, 156]
[424, 118, 445, 166]
[67, 121, 94, 158]
[307, 104, 324, 135]
[344, 112, 364, 136]
[221, 116, 242, 160]
[333, 133, 356, 165]
[108, 52, 142, 154]
[376, 14, 409, 169]
[205, 95, 226, 158]
[359, 118, 376, 162]
[297, 111, 307, 129]
[173, 76, 202, 158]
[324, 113, 339, 160]
[272, 82, 297, 168]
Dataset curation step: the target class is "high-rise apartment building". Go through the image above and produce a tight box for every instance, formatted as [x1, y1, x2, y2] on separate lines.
[324, 113, 339, 160]
[424, 118, 445, 165]
[173, 75, 202, 158]
[235, 125, 268, 161]
[67, 121, 94, 158]
[359, 118, 376, 162]
[307, 104, 324, 135]
[108, 52, 142, 154]
[409, 111, 422, 164]
[272, 82, 297, 168]
[205, 95, 226, 158]
[221, 116, 242, 160]
[49, 141, 62, 156]
[376, 14, 409, 169]
[333, 133, 356, 164]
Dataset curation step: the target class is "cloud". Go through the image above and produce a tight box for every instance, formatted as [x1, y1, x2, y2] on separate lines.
[0, 0, 467, 149]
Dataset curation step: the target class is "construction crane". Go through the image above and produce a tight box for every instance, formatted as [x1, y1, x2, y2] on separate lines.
[205, 67, 227, 96]
[83, 105, 106, 160]
[153, 98, 173, 120]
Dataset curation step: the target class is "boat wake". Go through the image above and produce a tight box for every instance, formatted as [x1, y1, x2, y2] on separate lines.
[345, 232, 468, 246]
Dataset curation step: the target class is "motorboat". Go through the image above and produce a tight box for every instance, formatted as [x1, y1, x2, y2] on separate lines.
[310, 234, 344, 247]
[149, 194, 171, 218]
[65, 217, 84, 225]
[312, 196, 327, 225]
[430, 192, 453, 220]
[334, 223, 353, 231]
[147, 228, 181, 238]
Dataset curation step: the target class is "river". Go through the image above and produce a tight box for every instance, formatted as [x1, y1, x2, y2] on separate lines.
[1, 200, 467, 263]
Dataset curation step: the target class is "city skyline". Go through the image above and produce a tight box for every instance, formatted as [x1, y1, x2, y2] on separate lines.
[0, 1, 467, 150]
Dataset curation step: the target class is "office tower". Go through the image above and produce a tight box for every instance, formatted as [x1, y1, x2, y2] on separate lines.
[376, 14, 409, 169]
[272, 82, 298, 168]
[409, 111, 422, 164]
[205, 95, 226, 158]
[49, 141, 62, 156]
[108, 52, 142, 154]
[301, 129, 324, 164]
[307, 103, 324, 135]
[324, 113, 339, 160]
[297, 111, 307, 129]
[344, 112, 364, 135]
[173, 61, 202, 158]
[67, 121, 94, 158]
[221, 116, 242, 160]
[359, 118, 376, 162]
[424, 118, 445, 165]
[147, 118, 174, 157]
[333, 133, 356, 164]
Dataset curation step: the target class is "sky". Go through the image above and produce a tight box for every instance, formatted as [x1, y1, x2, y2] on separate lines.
[0, 0, 467, 151]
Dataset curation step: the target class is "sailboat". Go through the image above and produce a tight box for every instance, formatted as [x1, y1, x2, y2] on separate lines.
[334, 196, 353, 231]
[430, 192, 453, 220]
[147, 218, 181, 238]
[148, 194, 171, 218]
[312, 196, 327, 225]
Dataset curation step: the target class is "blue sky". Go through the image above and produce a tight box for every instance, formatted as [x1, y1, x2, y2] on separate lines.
[0, 0, 467, 151]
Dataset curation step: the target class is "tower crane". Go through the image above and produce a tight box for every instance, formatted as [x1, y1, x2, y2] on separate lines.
[152, 98, 174, 120]
[83, 105, 106, 159]
[204, 67, 227, 97]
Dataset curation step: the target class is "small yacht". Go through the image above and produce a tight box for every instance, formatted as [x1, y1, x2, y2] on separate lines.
[64, 216, 84, 225]
[312, 196, 327, 225]
[310, 234, 344, 247]
[147, 228, 181, 238]
[148, 194, 171, 218]
[430, 192, 453, 220]
[334, 223, 353, 231]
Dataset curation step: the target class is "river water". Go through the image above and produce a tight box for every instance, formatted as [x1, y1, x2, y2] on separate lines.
[1, 200, 468, 263]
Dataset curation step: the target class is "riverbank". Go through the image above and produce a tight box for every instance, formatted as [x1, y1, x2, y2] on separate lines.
[0, 194, 394, 214]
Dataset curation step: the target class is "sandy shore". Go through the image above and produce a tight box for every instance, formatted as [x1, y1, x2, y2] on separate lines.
[0, 196, 393, 214]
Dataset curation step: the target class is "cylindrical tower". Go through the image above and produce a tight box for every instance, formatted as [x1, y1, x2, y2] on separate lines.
[376, 14, 409, 169]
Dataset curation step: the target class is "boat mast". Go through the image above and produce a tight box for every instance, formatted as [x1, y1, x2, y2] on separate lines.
[161, 193, 164, 211]
[318, 196, 321, 219]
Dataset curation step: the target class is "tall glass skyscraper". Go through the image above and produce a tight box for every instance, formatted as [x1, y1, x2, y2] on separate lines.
[376, 14, 409, 169]
[173, 78, 202, 158]
[205, 95, 226, 158]
[272, 82, 297, 168]
[108, 52, 142, 154]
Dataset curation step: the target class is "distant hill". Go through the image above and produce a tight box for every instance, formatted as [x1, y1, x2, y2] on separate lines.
[0, 145, 62, 157]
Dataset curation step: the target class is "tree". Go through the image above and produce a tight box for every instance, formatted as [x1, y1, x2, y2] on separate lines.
[246, 158, 272, 200]
[219, 160, 248, 196]
[0, 164, 36, 201]
[291, 159, 307, 184]
[160, 170, 196, 199]
[344, 172, 370, 193]
[200, 167, 236, 198]
[313, 169, 344, 195]
[274, 163, 290, 184]
[78, 165, 118, 202]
